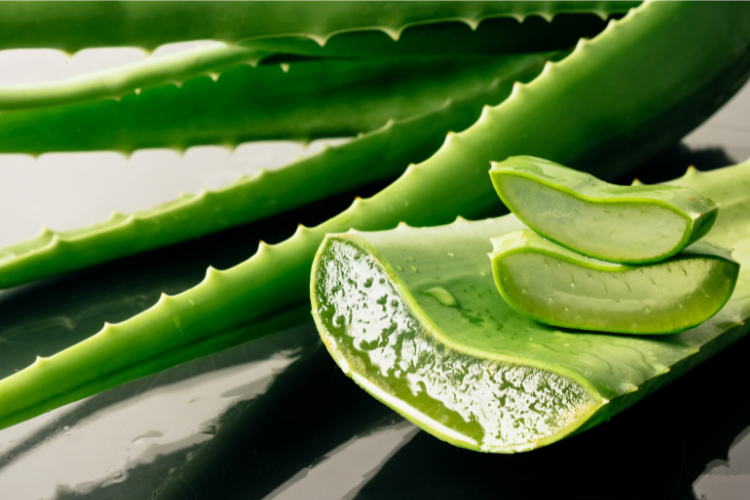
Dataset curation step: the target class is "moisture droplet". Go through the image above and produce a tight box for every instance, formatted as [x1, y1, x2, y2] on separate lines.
[422, 287, 457, 307]
[565, 307, 569, 312]
[408, 256, 414, 261]
[522, 289, 527, 294]
[410, 266, 417, 272]
[396, 266, 403, 271]
[571, 283, 575, 287]
[448, 252, 454, 257]
[548, 297, 553, 302]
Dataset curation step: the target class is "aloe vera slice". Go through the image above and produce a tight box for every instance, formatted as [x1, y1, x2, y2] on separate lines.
[311, 159, 750, 452]
[490, 156, 719, 263]
[0, 1, 748, 433]
[489, 229, 739, 334]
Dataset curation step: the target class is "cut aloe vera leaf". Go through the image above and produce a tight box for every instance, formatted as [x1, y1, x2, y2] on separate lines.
[490, 156, 720, 263]
[0, 54, 531, 155]
[489, 229, 739, 334]
[311, 160, 750, 451]
[0, 2, 640, 52]
[0, 54, 549, 290]
[0, 1, 749, 433]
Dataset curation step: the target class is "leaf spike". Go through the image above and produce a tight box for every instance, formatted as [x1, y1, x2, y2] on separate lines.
[134, 88, 141, 95]
[208, 72, 220, 82]
[306, 34, 328, 47]
[280, 63, 290, 74]
[172, 81, 183, 89]
[631, 178, 643, 186]
[686, 164, 701, 176]
[222, 141, 238, 154]
[537, 11, 554, 23]
[379, 26, 402, 41]
[461, 18, 480, 31]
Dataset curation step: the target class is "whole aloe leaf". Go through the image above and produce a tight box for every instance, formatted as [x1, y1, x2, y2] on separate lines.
[240, 13, 615, 59]
[0, 1, 639, 51]
[0, 55, 520, 155]
[312, 160, 750, 452]
[0, 44, 269, 112]
[0, 1, 747, 431]
[0, 54, 549, 288]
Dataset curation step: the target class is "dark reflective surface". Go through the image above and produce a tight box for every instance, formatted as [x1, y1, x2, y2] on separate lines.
[0, 81, 748, 500]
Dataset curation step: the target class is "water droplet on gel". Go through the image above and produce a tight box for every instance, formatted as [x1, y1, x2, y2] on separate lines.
[422, 287, 457, 307]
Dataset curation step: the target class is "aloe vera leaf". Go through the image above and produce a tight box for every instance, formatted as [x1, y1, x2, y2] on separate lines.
[489, 229, 739, 334]
[0, 1, 640, 52]
[0, 1, 748, 431]
[311, 158, 750, 452]
[0, 55, 548, 290]
[241, 13, 616, 59]
[0, 44, 271, 112]
[490, 156, 719, 263]
[0, 55, 528, 155]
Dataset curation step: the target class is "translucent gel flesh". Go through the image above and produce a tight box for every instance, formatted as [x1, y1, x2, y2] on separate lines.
[496, 252, 738, 334]
[499, 176, 689, 262]
[314, 239, 600, 452]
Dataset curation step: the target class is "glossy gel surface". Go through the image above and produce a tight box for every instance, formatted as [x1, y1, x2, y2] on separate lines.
[490, 156, 719, 263]
[490, 229, 739, 334]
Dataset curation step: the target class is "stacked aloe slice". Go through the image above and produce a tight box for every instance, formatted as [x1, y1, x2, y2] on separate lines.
[489, 156, 739, 334]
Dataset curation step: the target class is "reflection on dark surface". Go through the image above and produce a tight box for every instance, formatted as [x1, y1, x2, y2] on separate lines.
[0, 142, 749, 499]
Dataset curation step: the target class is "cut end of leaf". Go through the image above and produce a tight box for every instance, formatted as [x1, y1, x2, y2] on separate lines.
[312, 234, 605, 453]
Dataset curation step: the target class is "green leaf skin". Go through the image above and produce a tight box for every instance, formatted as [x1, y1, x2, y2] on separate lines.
[0, 1, 640, 52]
[0, 54, 549, 289]
[0, 55, 529, 155]
[490, 229, 739, 334]
[490, 156, 719, 263]
[0, 44, 271, 113]
[0, 1, 748, 431]
[241, 13, 616, 59]
[311, 160, 750, 453]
